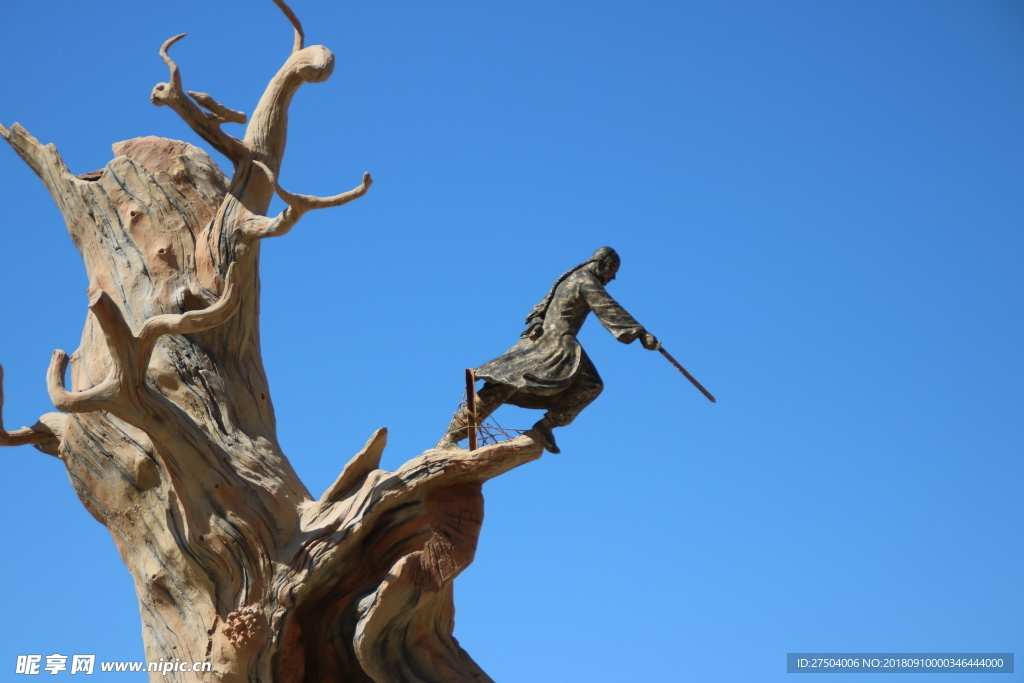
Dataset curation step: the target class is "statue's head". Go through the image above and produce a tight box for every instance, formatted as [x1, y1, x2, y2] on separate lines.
[589, 246, 621, 284]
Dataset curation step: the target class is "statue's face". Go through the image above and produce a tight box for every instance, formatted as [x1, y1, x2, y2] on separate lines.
[598, 256, 620, 284]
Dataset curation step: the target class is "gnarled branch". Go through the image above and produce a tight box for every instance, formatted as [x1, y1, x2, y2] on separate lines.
[0, 364, 64, 455]
[272, 170, 374, 213]
[243, 161, 372, 239]
[5, 6, 539, 680]
[138, 263, 241, 361]
[272, 0, 305, 53]
[0, 123, 84, 205]
[48, 265, 240, 422]
[150, 34, 248, 164]
[148, 0, 351, 217]
[317, 428, 387, 505]
[295, 434, 542, 585]
[276, 433, 542, 681]
[186, 91, 247, 125]
[47, 348, 122, 415]
[301, 427, 387, 529]
[242, 0, 336, 177]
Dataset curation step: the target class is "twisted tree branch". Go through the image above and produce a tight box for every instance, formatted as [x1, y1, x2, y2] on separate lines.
[243, 161, 372, 239]
[274, 433, 542, 681]
[0, 123, 84, 209]
[0, 364, 64, 454]
[294, 434, 542, 591]
[47, 265, 240, 422]
[272, 0, 306, 53]
[3, 6, 534, 679]
[305, 427, 388, 525]
[148, 1, 350, 218]
[150, 34, 248, 164]
[187, 91, 247, 125]
[47, 347, 122, 415]
[138, 263, 241, 360]
[242, 1, 336, 179]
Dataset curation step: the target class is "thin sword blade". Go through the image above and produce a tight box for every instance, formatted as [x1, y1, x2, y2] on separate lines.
[658, 347, 716, 403]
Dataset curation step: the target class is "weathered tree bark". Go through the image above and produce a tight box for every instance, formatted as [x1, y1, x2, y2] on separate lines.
[0, 3, 542, 681]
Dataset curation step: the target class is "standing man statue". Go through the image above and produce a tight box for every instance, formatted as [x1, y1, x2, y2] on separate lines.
[437, 246, 661, 454]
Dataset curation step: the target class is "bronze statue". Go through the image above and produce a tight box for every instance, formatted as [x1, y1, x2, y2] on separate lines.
[437, 246, 660, 454]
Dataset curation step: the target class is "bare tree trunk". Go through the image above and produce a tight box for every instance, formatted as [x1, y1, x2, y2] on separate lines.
[0, 4, 542, 681]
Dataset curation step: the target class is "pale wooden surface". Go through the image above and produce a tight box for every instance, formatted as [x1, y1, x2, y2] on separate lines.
[0, 3, 542, 680]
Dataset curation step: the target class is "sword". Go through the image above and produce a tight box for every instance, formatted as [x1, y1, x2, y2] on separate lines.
[656, 344, 716, 403]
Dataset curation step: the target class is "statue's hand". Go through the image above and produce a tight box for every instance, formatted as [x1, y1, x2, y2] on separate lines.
[640, 331, 660, 350]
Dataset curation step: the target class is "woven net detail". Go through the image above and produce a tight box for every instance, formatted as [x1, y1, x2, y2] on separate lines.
[451, 394, 526, 446]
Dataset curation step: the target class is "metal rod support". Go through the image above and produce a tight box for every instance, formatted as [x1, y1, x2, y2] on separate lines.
[465, 368, 478, 450]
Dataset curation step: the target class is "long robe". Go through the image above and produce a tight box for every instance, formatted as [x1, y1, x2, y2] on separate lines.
[475, 268, 644, 396]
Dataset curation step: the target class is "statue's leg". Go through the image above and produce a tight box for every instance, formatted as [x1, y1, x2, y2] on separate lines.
[532, 356, 603, 454]
[437, 382, 517, 448]
[546, 354, 603, 428]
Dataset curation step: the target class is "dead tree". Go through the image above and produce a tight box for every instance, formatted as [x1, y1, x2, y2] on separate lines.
[0, 2, 542, 681]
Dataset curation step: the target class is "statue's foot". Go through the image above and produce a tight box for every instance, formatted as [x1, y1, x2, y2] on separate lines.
[531, 419, 561, 454]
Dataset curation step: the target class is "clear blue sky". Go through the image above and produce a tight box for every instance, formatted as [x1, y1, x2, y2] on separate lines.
[1, 1, 1021, 680]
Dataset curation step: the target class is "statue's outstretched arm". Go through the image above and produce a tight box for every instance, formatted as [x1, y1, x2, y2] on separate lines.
[581, 276, 645, 343]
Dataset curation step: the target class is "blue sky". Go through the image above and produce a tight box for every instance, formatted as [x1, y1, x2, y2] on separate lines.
[1, 0, 1021, 680]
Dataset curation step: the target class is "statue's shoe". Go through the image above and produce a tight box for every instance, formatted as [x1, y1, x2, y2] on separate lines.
[531, 421, 561, 454]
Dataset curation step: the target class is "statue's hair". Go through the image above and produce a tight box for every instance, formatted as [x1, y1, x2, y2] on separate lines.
[524, 247, 619, 329]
